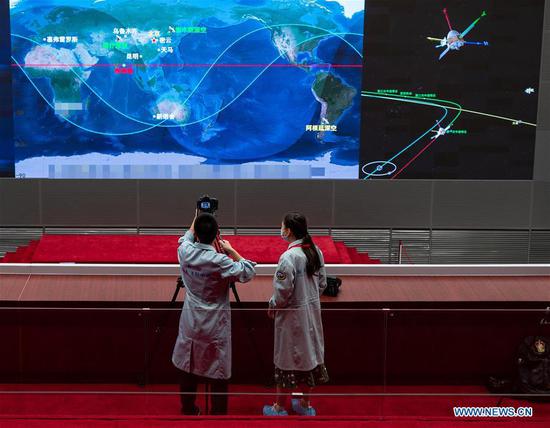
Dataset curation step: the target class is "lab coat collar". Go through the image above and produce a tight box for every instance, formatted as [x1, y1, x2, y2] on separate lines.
[288, 238, 304, 249]
[195, 242, 216, 252]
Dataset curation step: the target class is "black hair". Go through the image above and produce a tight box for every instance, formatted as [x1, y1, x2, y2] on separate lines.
[283, 212, 321, 277]
[194, 213, 219, 244]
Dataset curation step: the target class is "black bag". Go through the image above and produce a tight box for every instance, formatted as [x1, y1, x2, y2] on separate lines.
[517, 336, 550, 397]
[486, 376, 514, 394]
[323, 276, 342, 297]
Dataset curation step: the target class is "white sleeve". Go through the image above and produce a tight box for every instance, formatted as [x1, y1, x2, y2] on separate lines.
[269, 254, 295, 309]
[178, 229, 194, 244]
[219, 255, 257, 283]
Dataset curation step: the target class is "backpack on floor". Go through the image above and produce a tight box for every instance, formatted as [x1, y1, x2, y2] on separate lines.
[323, 276, 342, 297]
[517, 336, 550, 397]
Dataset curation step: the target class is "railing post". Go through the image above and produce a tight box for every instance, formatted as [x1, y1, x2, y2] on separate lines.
[398, 240, 403, 265]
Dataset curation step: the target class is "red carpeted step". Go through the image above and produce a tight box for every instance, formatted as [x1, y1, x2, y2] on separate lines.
[223, 235, 341, 264]
[31, 235, 180, 264]
[11, 245, 30, 263]
[27, 235, 378, 265]
[0, 251, 17, 263]
[30, 235, 344, 264]
[346, 247, 365, 264]
[344, 247, 381, 265]
[333, 241, 381, 265]
[20, 240, 39, 263]
[1, 241, 40, 263]
[333, 242, 353, 264]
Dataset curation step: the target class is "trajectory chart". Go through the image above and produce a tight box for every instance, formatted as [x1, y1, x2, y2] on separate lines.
[7, 0, 365, 179]
[361, 0, 544, 180]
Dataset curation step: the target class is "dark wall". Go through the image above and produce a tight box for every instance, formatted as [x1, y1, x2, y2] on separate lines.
[1, 306, 545, 386]
[1, 179, 549, 230]
[534, 0, 550, 181]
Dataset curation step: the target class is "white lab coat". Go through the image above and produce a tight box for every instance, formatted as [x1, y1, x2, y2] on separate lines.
[172, 230, 256, 380]
[269, 239, 327, 371]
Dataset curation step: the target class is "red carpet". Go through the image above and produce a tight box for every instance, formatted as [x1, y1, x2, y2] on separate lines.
[0, 418, 547, 428]
[0, 235, 380, 264]
[0, 384, 548, 427]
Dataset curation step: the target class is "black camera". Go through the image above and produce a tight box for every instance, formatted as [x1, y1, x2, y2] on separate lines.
[197, 195, 219, 214]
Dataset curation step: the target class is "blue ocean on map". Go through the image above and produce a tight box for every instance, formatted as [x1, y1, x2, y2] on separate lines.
[9, 0, 364, 178]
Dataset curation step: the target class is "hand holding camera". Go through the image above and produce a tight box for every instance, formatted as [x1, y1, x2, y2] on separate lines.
[197, 195, 218, 214]
[194, 195, 243, 262]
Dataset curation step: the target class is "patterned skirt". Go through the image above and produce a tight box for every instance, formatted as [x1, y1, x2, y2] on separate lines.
[273, 364, 329, 389]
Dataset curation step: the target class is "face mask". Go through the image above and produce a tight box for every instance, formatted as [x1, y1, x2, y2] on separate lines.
[280, 228, 290, 242]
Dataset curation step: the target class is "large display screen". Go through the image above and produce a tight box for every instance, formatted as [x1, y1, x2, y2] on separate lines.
[0, 0, 545, 179]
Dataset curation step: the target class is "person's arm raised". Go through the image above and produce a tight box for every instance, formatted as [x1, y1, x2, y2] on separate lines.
[218, 239, 256, 283]
[179, 210, 198, 244]
[219, 239, 243, 261]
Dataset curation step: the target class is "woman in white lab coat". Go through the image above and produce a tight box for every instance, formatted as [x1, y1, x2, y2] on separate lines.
[263, 212, 329, 416]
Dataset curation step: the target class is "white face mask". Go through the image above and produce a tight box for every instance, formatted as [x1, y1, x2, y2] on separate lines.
[280, 228, 290, 242]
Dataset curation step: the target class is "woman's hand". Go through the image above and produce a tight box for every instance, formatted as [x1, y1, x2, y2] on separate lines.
[219, 239, 234, 253]
[219, 239, 244, 261]
[267, 306, 276, 319]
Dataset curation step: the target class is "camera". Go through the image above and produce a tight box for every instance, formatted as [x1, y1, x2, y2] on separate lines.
[197, 195, 219, 214]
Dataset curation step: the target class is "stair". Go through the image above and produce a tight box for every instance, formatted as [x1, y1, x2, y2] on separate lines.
[0, 228, 43, 261]
[0, 229, 379, 264]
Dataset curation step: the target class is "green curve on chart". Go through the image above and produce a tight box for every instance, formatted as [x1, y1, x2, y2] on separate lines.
[363, 90, 536, 127]
[361, 94, 458, 178]
[361, 90, 536, 178]
[360, 92, 465, 178]
[362, 91, 463, 125]
[363, 92, 463, 129]
[11, 25, 363, 130]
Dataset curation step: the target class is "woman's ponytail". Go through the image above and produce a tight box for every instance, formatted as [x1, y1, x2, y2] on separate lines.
[302, 233, 321, 277]
[283, 213, 321, 277]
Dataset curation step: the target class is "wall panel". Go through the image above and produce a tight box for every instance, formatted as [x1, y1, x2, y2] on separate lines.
[139, 180, 236, 227]
[0, 180, 40, 225]
[333, 181, 432, 228]
[432, 181, 532, 229]
[40, 180, 138, 226]
[235, 180, 333, 227]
